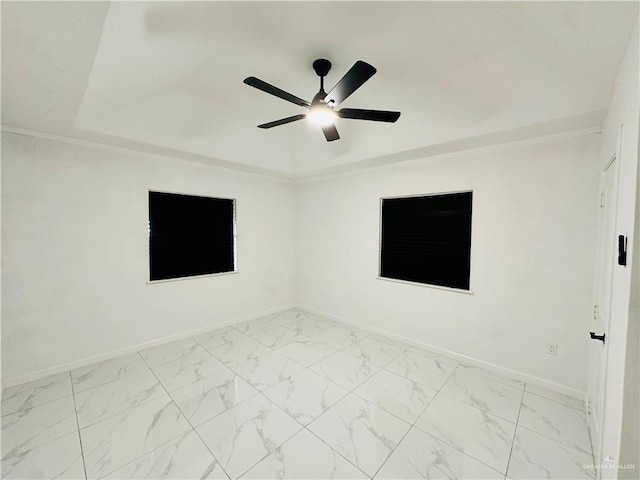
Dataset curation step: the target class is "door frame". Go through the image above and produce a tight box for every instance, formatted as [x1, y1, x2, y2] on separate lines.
[587, 151, 618, 471]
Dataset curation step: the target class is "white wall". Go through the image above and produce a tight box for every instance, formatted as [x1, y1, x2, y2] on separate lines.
[596, 21, 639, 476]
[296, 133, 601, 392]
[1, 132, 296, 382]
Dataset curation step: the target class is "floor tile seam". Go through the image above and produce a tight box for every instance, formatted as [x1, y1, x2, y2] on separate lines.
[73, 365, 161, 399]
[348, 384, 432, 427]
[522, 388, 585, 412]
[234, 317, 286, 337]
[69, 371, 89, 480]
[293, 355, 418, 478]
[427, 366, 522, 476]
[142, 345, 214, 370]
[371, 363, 465, 478]
[94, 429, 198, 480]
[519, 394, 591, 427]
[504, 381, 527, 478]
[459, 371, 526, 391]
[313, 342, 401, 371]
[1, 372, 73, 399]
[158, 363, 243, 396]
[184, 348, 310, 429]
[299, 423, 373, 479]
[452, 363, 526, 393]
[378, 363, 449, 392]
[232, 411, 305, 479]
[245, 322, 295, 339]
[210, 378, 326, 478]
[138, 351, 233, 480]
[410, 415, 514, 475]
[71, 358, 153, 395]
[512, 422, 594, 456]
[172, 384, 263, 430]
[75, 381, 172, 431]
[273, 339, 340, 362]
[0, 390, 76, 418]
[434, 389, 521, 425]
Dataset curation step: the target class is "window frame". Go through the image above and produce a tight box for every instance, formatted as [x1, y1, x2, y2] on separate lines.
[147, 189, 238, 284]
[377, 190, 474, 294]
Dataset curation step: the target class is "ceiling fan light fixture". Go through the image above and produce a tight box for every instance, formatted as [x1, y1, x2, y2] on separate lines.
[307, 105, 336, 126]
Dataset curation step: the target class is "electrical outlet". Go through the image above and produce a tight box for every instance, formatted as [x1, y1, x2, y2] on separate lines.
[546, 343, 558, 356]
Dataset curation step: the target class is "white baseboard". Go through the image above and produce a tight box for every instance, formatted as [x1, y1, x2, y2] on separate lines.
[297, 304, 587, 400]
[1, 304, 295, 389]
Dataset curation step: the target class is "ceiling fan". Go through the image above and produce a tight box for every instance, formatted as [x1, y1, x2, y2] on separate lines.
[243, 59, 400, 142]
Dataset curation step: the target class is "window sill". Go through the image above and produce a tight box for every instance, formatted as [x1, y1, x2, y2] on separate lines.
[147, 270, 239, 284]
[376, 276, 474, 295]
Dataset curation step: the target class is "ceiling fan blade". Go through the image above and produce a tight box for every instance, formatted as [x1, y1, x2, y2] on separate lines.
[321, 123, 340, 142]
[338, 108, 401, 123]
[324, 61, 377, 106]
[244, 77, 310, 107]
[257, 114, 306, 129]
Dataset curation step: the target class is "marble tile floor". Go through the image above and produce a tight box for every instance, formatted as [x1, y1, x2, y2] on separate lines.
[1, 309, 595, 479]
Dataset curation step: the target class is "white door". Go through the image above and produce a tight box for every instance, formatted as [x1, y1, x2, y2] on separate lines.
[588, 154, 617, 468]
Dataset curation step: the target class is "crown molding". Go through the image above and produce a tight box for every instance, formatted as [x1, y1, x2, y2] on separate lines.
[2, 111, 603, 185]
[0, 125, 296, 184]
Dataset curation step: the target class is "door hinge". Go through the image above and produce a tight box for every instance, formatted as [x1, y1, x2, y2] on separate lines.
[593, 305, 599, 319]
[618, 235, 628, 266]
[600, 192, 606, 207]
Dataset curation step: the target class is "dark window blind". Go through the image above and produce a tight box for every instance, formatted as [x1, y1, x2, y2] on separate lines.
[149, 191, 235, 281]
[381, 192, 472, 290]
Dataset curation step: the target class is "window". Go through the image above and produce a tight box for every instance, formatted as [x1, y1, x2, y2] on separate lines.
[380, 191, 472, 290]
[149, 191, 236, 281]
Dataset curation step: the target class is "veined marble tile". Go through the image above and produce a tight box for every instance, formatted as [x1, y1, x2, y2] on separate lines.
[170, 368, 259, 426]
[225, 347, 305, 391]
[385, 350, 457, 390]
[439, 368, 523, 423]
[353, 369, 436, 424]
[308, 324, 369, 349]
[74, 368, 165, 428]
[406, 346, 460, 363]
[192, 326, 247, 350]
[310, 351, 380, 390]
[525, 384, 585, 411]
[250, 325, 313, 349]
[268, 309, 308, 330]
[80, 395, 191, 479]
[208, 335, 263, 364]
[1, 431, 85, 480]
[291, 315, 337, 336]
[365, 333, 412, 350]
[345, 337, 406, 367]
[375, 426, 503, 479]
[234, 316, 280, 336]
[196, 394, 302, 479]
[415, 394, 515, 474]
[454, 365, 525, 389]
[241, 428, 367, 479]
[139, 338, 206, 368]
[518, 392, 591, 454]
[307, 393, 410, 477]
[263, 369, 347, 425]
[71, 353, 149, 393]
[1, 395, 77, 457]
[152, 353, 227, 392]
[276, 338, 338, 366]
[507, 426, 596, 479]
[1, 372, 72, 417]
[103, 429, 227, 479]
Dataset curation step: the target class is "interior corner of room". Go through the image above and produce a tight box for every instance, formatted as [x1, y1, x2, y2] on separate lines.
[1, 2, 638, 479]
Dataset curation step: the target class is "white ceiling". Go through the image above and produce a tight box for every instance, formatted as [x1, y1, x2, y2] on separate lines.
[2, 1, 638, 178]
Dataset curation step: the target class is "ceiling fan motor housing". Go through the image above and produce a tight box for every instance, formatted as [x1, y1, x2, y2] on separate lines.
[312, 59, 332, 78]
